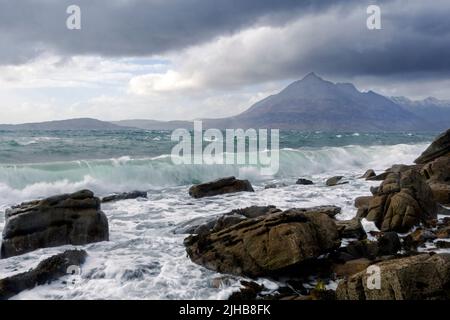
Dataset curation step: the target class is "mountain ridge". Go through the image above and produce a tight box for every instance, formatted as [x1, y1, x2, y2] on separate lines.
[2, 74, 449, 132]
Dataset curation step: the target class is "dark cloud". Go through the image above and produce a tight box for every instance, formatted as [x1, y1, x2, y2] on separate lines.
[0, 0, 448, 83]
[0, 0, 356, 64]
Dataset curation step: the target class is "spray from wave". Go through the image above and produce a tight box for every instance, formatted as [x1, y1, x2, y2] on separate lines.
[0, 143, 427, 205]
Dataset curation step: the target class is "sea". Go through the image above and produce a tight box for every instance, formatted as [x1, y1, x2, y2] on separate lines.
[0, 130, 439, 299]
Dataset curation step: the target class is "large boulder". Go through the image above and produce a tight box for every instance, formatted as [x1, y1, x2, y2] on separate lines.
[415, 129, 450, 164]
[188, 177, 254, 198]
[366, 169, 437, 233]
[420, 156, 450, 205]
[184, 208, 341, 277]
[0, 250, 87, 300]
[337, 254, 450, 300]
[1, 190, 109, 258]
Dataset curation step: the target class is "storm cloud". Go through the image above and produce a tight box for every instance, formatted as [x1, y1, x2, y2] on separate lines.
[0, 0, 359, 64]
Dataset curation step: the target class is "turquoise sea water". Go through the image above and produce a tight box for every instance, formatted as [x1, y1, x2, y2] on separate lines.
[0, 129, 441, 299]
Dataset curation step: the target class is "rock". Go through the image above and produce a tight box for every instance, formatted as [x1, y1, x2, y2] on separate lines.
[415, 129, 450, 164]
[0, 250, 87, 300]
[403, 228, 437, 251]
[326, 176, 348, 186]
[284, 205, 341, 218]
[377, 232, 401, 256]
[336, 218, 366, 240]
[436, 226, 450, 239]
[188, 176, 254, 198]
[102, 191, 147, 203]
[333, 258, 372, 278]
[184, 208, 341, 277]
[227, 205, 281, 219]
[228, 281, 266, 300]
[360, 169, 376, 180]
[370, 186, 380, 195]
[296, 178, 314, 185]
[354, 196, 372, 209]
[1, 190, 109, 259]
[435, 241, 450, 249]
[366, 169, 438, 233]
[174, 206, 281, 235]
[421, 156, 450, 205]
[337, 253, 450, 300]
[339, 240, 379, 260]
[264, 183, 277, 189]
[173, 216, 218, 235]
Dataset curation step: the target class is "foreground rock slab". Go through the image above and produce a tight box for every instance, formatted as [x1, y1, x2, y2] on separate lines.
[189, 176, 254, 198]
[0, 250, 87, 300]
[1, 190, 109, 258]
[184, 208, 341, 277]
[337, 254, 450, 300]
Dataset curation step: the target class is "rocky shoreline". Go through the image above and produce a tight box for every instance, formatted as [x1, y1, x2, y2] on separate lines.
[0, 129, 449, 300]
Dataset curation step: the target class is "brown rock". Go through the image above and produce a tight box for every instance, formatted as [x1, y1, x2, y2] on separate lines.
[337, 253, 450, 300]
[354, 196, 372, 209]
[333, 258, 372, 278]
[360, 169, 376, 180]
[1, 190, 109, 259]
[184, 208, 341, 277]
[188, 176, 254, 198]
[366, 169, 438, 233]
[326, 176, 348, 186]
[415, 129, 450, 164]
[0, 250, 87, 300]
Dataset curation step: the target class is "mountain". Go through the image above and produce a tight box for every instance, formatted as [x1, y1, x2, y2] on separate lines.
[204, 73, 428, 131]
[112, 119, 193, 130]
[0, 118, 134, 131]
[390, 96, 450, 131]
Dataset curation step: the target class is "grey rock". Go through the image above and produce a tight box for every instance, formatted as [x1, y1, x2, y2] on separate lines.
[0, 250, 87, 300]
[102, 191, 147, 203]
[1, 190, 109, 258]
[188, 176, 254, 198]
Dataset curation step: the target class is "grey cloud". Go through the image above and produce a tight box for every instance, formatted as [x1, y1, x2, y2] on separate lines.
[0, 0, 358, 65]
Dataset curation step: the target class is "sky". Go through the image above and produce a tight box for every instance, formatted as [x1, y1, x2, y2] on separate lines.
[0, 0, 449, 124]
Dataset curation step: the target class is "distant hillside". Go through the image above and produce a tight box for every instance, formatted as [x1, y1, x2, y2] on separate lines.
[390, 96, 450, 131]
[113, 119, 193, 130]
[203, 73, 428, 131]
[0, 118, 134, 131]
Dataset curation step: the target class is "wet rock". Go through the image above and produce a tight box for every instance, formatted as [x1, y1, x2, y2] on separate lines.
[296, 178, 314, 185]
[228, 281, 265, 300]
[403, 228, 437, 251]
[174, 206, 281, 235]
[436, 226, 450, 239]
[1, 190, 109, 258]
[333, 258, 372, 278]
[0, 250, 87, 300]
[336, 218, 366, 240]
[354, 196, 372, 209]
[326, 176, 348, 186]
[415, 129, 450, 164]
[366, 169, 438, 233]
[435, 241, 450, 249]
[284, 206, 341, 218]
[102, 191, 147, 203]
[360, 169, 376, 180]
[184, 208, 341, 277]
[421, 156, 450, 205]
[377, 232, 401, 256]
[188, 176, 254, 198]
[339, 240, 379, 260]
[264, 183, 277, 189]
[337, 253, 450, 300]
